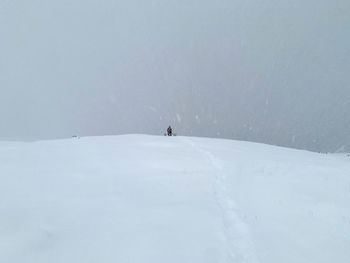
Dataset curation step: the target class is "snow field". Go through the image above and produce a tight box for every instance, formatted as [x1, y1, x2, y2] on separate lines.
[0, 135, 349, 263]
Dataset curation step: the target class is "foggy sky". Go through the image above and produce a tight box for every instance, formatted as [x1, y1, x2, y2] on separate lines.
[1, 0, 349, 152]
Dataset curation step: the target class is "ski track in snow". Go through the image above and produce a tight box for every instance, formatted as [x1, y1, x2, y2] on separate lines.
[2, 135, 350, 263]
[183, 138, 260, 263]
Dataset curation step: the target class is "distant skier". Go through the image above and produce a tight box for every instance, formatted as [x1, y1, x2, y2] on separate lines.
[167, 126, 173, 136]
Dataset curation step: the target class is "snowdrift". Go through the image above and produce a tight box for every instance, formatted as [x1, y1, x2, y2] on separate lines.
[1, 135, 349, 263]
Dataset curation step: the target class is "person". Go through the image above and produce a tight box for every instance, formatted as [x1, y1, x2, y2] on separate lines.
[167, 126, 173, 136]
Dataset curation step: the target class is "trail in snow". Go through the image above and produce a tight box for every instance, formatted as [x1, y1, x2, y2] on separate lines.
[1, 135, 350, 263]
[183, 138, 259, 263]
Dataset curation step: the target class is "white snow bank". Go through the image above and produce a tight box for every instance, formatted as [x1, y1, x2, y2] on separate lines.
[0, 135, 349, 263]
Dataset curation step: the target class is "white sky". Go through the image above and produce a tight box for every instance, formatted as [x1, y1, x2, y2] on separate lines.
[0, 0, 349, 151]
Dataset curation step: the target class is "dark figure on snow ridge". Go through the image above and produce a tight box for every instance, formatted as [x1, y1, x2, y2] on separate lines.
[167, 126, 173, 136]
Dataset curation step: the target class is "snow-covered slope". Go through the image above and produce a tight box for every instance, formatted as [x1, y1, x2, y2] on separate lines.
[1, 135, 349, 263]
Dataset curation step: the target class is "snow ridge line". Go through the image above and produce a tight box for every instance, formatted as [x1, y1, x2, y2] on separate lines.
[183, 138, 259, 263]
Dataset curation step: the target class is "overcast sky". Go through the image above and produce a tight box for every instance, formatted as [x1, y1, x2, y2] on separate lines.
[1, 0, 349, 152]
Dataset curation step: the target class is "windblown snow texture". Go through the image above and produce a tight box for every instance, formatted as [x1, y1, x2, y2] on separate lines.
[1, 135, 349, 262]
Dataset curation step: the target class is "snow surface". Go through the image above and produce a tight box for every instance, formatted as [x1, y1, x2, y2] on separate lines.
[1, 135, 349, 263]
